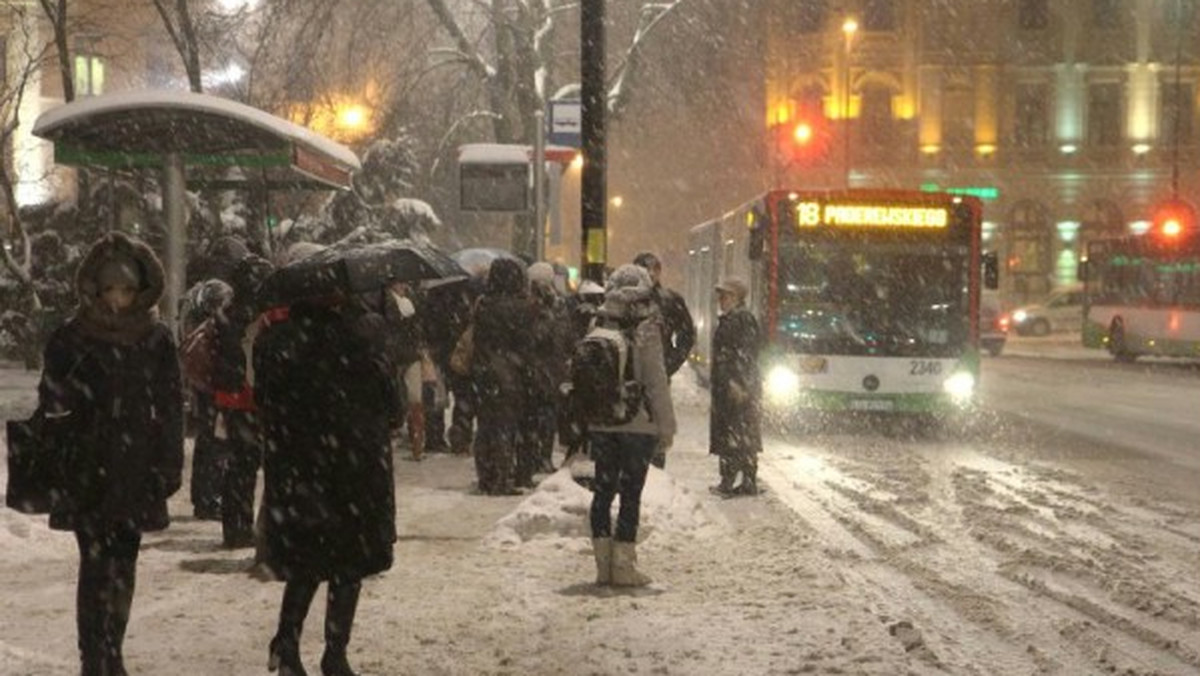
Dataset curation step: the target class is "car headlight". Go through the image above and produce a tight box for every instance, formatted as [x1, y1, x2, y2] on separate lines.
[942, 371, 975, 402]
[1011, 309, 1028, 323]
[765, 364, 800, 405]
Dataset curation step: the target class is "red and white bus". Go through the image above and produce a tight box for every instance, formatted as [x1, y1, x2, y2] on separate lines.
[1080, 208, 1200, 361]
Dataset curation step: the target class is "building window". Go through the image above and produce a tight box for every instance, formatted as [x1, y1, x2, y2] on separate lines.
[1161, 82, 1195, 146]
[1018, 0, 1049, 29]
[73, 42, 106, 97]
[1091, 0, 1121, 29]
[862, 0, 896, 31]
[942, 85, 974, 150]
[1014, 84, 1050, 147]
[796, 0, 827, 34]
[1087, 83, 1122, 147]
[859, 85, 894, 148]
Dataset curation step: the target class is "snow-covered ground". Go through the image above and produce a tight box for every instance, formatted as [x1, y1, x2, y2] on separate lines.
[2, 359, 1198, 675]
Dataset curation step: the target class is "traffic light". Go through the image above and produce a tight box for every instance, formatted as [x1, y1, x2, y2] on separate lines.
[1150, 198, 1197, 241]
[774, 116, 830, 167]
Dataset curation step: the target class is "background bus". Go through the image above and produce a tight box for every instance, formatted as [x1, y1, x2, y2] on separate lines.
[686, 189, 996, 418]
[1080, 222, 1200, 361]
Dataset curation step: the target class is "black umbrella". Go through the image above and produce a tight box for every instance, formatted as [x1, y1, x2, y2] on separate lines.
[259, 240, 466, 306]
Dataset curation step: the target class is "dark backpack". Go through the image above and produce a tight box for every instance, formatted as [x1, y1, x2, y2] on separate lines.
[569, 321, 645, 426]
[179, 317, 217, 392]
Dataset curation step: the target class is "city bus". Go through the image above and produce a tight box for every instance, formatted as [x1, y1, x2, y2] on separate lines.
[1079, 224, 1200, 361]
[686, 189, 996, 420]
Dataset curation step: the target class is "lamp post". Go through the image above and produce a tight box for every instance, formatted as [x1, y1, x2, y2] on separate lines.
[841, 16, 858, 189]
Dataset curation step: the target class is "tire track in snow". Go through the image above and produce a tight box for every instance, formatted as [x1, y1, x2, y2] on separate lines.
[762, 431, 1200, 674]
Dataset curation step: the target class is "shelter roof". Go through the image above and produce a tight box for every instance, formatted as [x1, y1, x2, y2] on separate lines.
[32, 89, 360, 189]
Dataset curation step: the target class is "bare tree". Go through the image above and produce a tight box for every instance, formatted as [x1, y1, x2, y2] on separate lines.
[150, 0, 205, 92]
[1, 8, 53, 311]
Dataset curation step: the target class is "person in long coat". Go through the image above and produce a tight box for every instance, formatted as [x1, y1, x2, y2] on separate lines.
[471, 258, 539, 494]
[253, 290, 399, 676]
[709, 276, 763, 496]
[37, 231, 184, 676]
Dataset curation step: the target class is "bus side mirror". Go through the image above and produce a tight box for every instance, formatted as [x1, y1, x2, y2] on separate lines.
[982, 252, 999, 290]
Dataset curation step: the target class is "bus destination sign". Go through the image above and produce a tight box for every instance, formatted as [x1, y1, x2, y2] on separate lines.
[795, 200, 949, 229]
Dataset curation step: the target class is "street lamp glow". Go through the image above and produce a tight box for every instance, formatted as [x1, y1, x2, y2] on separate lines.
[338, 105, 368, 130]
[610, 195, 624, 208]
[842, 17, 858, 37]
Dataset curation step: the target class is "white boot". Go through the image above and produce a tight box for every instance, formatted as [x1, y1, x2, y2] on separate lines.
[611, 541, 652, 587]
[592, 537, 613, 585]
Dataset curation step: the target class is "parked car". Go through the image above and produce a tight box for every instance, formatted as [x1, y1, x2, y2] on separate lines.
[1010, 285, 1084, 336]
[980, 292, 1008, 356]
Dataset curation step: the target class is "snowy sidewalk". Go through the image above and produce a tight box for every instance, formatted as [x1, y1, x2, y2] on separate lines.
[0, 368, 925, 675]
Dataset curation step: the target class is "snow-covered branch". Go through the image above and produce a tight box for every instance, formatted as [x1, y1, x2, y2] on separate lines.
[608, 0, 689, 118]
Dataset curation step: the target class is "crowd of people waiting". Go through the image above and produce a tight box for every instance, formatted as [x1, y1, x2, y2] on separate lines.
[24, 229, 766, 676]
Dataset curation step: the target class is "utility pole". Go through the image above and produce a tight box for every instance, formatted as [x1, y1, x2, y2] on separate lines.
[580, 0, 606, 283]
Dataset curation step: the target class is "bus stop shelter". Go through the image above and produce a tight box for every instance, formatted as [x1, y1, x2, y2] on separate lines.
[31, 89, 361, 331]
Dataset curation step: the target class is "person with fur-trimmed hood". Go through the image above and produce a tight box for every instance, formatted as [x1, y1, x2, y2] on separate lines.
[36, 231, 184, 676]
[587, 264, 676, 587]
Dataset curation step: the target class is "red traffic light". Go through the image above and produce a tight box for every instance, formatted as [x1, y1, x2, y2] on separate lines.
[1151, 199, 1197, 240]
[774, 116, 830, 166]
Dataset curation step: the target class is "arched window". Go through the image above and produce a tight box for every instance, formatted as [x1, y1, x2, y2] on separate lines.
[859, 84, 895, 152]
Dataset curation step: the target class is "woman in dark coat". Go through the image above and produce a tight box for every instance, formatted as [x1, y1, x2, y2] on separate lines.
[37, 231, 184, 676]
[709, 277, 763, 496]
[470, 258, 539, 494]
[253, 291, 398, 676]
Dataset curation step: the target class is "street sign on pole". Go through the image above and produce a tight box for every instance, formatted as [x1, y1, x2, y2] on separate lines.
[549, 100, 582, 148]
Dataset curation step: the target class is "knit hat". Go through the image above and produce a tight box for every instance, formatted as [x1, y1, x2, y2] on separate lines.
[606, 264, 652, 294]
[96, 256, 142, 290]
[528, 261, 556, 287]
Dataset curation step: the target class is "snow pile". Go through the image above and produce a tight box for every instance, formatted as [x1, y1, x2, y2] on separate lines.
[486, 463, 717, 547]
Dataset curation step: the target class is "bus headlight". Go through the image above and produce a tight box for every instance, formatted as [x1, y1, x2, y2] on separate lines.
[766, 364, 801, 405]
[942, 371, 975, 402]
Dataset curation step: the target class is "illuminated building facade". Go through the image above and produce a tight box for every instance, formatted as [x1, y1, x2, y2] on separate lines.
[765, 0, 1200, 303]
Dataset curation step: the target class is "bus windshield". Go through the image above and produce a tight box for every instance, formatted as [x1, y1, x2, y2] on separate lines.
[776, 239, 971, 357]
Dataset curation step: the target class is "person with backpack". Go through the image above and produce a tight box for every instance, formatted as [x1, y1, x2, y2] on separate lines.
[708, 276, 764, 497]
[579, 264, 676, 587]
[34, 231, 184, 676]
